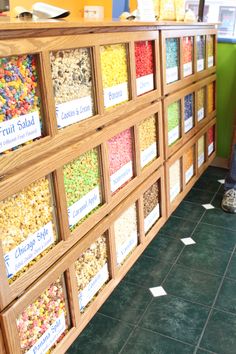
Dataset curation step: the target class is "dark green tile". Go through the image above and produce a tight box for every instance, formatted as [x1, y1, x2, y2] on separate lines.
[202, 209, 236, 230]
[121, 327, 194, 354]
[164, 264, 221, 306]
[202, 166, 227, 179]
[143, 234, 183, 263]
[66, 313, 133, 354]
[193, 175, 222, 193]
[160, 216, 197, 239]
[197, 349, 217, 354]
[211, 193, 223, 209]
[140, 296, 209, 345]
[99, 281, 152, 324]
[173, 201, 205, 221]
[124, 255, 171, 288]
[227, 255, 236, 280]
[177, 244, 230, 276]
[193, 223, 236, 252]
[184, 189, 215, 205]
[200, 310, 236, 354]
[215, 278, 236, 314]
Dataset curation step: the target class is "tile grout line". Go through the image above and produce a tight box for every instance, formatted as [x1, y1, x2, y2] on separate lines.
[193, 244, 236, 354]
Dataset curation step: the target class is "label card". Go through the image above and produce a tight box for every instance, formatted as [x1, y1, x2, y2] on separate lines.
[26, 312, 66, 354]
[140, 143, 157, 168]
[198, 152, 205, 167]
[183, 62, 193, 77]
[110, 161, 133, 193]
[137, 0, 156, 21]
[144, 204, 160, 233]
[208, 142, 214, 156]
[185, 165, 194, 184]
[208, 56, 214, 68]
[0, 111, 41, 153]
[136, 74, 154, 96]
[4, 222, 54, 279]
[184, 116, 193, 133]
[168, 126, 180, 145]
[197, 59, 204, 72]
[104, 83, 129, 108]
[198, 108, 204, 121]
[68, 186, 101, 227]
[170, 183, 181, 202]
[166, 66, 178, 84]
[117, 232, 138, 265]
[78, 263, 109, 310]
[56, 96, 93, 129]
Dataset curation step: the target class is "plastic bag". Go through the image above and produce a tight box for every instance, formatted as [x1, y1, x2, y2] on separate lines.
[159, 0, 175, 21]
[152, 0, 160, 18]
[175, 0, 185, 21]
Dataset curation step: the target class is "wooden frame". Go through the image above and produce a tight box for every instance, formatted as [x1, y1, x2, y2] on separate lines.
[161, 28, 217, 95]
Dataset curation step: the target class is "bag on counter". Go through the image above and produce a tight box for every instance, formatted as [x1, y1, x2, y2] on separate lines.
[152, 0, 160, 18]
[159, 0, 175, 20]
[175, 0, 186, 21]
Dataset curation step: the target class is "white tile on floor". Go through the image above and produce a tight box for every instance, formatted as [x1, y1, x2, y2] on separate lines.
[218, 179, 225, 184]
[181, 237, 196, 246]
[202, 204, 215, 210]
[149, 286, 167, 297]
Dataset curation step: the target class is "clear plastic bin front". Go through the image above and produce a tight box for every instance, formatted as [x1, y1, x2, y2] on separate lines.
[143, 181, 160, 234]
[184, 93, 194, 133]
[135, 40, 155, 96]
[208, 126, 215, 157]
[184, 147, 195, 185]
[207, 82, 215, 114]
[196, 36, 206, 72]
[166, 38, 180, 84]
[198, 135, 205, 168]
[169, 159, 181, 202]
[168, 100, 181, 146]
[207, 35, 215, 68]
[138, 115, 158, 169]
[183, 36, 194, 78]
[197, 87, 206, 123]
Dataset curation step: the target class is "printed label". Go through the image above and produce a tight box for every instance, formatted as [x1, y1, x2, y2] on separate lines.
[198, 152, 205, 167]
[144, 204, 160, 233]
[170, 183, 181, 202]
[183, 62, 193, 77]
[166, 66, 178, 84]
[26, 313, 66, 354]
[141, 143, 157, 168]
[78, 263, 109, 310]
[104, 83, 129, 108]
[185, 165, 194, 184]
[56, 96, 93, 128]
[0, 111, 41, 153]
[68, 186, 101, 227]
[168, 126, 180, 145]
[136, 74, 154, 96]
[198, 108, 204, 121]
[117, 232, 138, 265]
[4, 222, 54, 279]
[197, 59, 204, 72]
[208, 142, 214, 156]
[208, 56, 214, 68]
[184, 116, 193, 133]
[110, 161, 133, 193]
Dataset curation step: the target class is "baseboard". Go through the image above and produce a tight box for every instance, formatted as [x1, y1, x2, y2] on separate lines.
[210, 156, 229, 169]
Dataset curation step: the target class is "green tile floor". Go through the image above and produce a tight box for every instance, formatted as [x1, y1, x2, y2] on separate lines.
[67, 167, 236, 354]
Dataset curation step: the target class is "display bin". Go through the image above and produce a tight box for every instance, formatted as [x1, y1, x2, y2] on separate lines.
[163, 74, 216, 159]
[0, 329, 6, 354]
[161, 28, 217, 95]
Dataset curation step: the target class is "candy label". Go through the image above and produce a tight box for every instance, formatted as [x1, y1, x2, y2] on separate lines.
[185, 165, 194, 184]
[208, 142, 214, 156]
[78, 263, 109, 310]
[68, 186, 101, 227]
[166, 66, 178, 84]
[208, 56, 214, 68]
[184, 116, 194, 133]
[136, 74, 154, 96]
[168, 126, 180, 145]
[4, 222, 54, 279]
[198, 108, 204, 121]
[104, 83, 129, 108]
[197, 59, 204, 72]
[117, 231, 138, 265]
[0, 111, 41, 153]
[170, 183, 181, 202]
[144, 204, 160, 233]
[110, 161, 133, 193]
[141, 143, 157, 168]
[26, 312, 66, 354]
[198, 152, 205, 167]
[183, 62, 193, 77]
[56, 96, 93, 128]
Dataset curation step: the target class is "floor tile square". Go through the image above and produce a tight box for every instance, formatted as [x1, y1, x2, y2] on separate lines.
[197, 349, 217, 354]
[149, 286, 167, 297]
[226, 255, 236, 280]
[121, 327, 194, 354]
[177, 243, 230, 276]
[200, 310, 236, 354]
[163, 264, 222, 306]
[193, 175, 222, 193]
[181, 237, 196, 245]
[184, 189, 215, 205]
[202, 166, 227, 180]
[173, 201, 205, 221]
[99, 281, 152, 324]
[143, 234, 183, 263]
[215, 278, 236, 314]
[66, 313, 134, 354]
[201, 209, 236, 230]
[140, 296, 209, 345]
[160, 217, 197, 239]
[202, 204, 215, 210]
[211, 193, 223, 209]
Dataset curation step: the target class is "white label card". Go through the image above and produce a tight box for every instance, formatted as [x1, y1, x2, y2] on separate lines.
[0, 111, 41, 153]
[68, 186, 101, 227]
[183, 62, 193, 77]
[166, 66, 178, 84]
[26, 313, 66, 354]
[137, 0, 156, 21]
[168, 126, 180, 145]
[117, 232, 138, 265]
[197, 59, 204, 72]
[184, 117, 193, 133]
[198, 152, 205, 167]
[56, 96, 93, 128]
[198, 108, 205, 121]
[185, 165, 194, 184]
[208, 142, 214, 156]
[141, 143, 157, 168]
[4, 222, 54, 279]
[208, 56, 214, 68]
[110, 161, 133, 193]
[78, 263, 109, 310]
[104, 83, 129, 108]
[170, 183, 181, 202]
[136, 74, 154, 96]
[144, 204, 160, 233]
